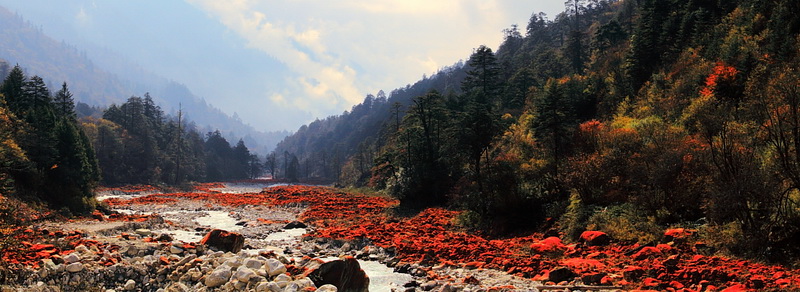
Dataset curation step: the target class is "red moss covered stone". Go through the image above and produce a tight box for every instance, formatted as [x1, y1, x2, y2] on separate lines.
[580, 231, 611, 246]
[200, 229, 244, 253]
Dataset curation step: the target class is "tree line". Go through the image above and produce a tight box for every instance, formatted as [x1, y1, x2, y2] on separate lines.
[82, 95, 262, 186]
[276, 0, 800, 262]
[1, 62, 263, 216]
[1, 64, 99, 214]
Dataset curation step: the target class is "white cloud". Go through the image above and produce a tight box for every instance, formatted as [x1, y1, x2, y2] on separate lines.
[186, 0, 564, 125]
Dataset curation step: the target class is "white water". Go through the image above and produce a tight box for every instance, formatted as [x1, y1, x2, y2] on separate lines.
[317, 257, 412, 292]
[360, 260, 414, 292]
[195, 211, 242, 231]
[210, 182, 289, 194]
[263, 228, 307, 242]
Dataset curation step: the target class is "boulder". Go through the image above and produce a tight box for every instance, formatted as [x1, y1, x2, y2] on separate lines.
[317, 284, 338, 292]
[633, 246, 662, 260]
[64, 253, 81, 264]
[284, 221, 307, 229]
[135, 229, 152, 236]
[200, 229, 245, 253]
[66, 262, 83, 273]
[307, 256, 369, 292]
[265, 258, 287, 277]
[663, 228, 696, 242]
[548, 266, 576, 283]
[244, 258, 262, 269]
[581, 272, 606, 285]
[530, 237, 566, 254]
[580, 231, 611, 246]
[205, 267, 232, 287]
[235, 266, 257, 282]
[124, 279, 136, 291]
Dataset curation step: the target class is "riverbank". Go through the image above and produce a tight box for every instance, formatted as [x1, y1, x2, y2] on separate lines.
[1, 183, 799, 291]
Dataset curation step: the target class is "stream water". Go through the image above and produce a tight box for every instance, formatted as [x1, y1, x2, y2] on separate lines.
[99, 182, 413, 290]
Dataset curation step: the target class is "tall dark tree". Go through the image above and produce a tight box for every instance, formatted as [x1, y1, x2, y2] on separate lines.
[54, 82, 75, 118]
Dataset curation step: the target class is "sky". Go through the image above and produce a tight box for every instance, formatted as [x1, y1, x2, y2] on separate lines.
[0, 0, 567, 132]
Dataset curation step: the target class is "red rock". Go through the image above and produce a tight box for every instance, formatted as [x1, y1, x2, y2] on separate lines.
[548, 266, 576, 283]
[720, 284, 748, 292]
[663, 228, 696, 242]
[580, 231, 611, 246]
[623, 266, 645, 280]
[581, 272, 606, 285]
[200, 229, 245, 253]
[642, 277, 660, 287]
[530, 237, 565, 254]
[633, 246, 662, 260]
[462, 275, 480, 285]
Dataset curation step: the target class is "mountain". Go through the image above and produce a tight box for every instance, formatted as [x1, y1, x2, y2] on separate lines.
[0, 6, 287, 154]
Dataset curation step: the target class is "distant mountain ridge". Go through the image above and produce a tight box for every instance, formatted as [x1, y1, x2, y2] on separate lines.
[0, 6, 287, 154]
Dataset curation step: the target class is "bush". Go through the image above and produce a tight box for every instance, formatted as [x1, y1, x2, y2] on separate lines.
[585, 203, 663, 244]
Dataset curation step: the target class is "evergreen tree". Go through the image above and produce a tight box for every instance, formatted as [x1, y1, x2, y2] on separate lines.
[54, 82, 75, 118]
[0, 65, 26, 114]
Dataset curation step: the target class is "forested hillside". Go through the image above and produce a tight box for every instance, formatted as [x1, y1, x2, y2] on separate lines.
[0, 62, 262, 215]
[276, 0, 800, 261]
[0, 6, 287, 154]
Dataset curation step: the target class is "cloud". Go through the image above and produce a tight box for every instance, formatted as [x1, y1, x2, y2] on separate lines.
[186, 0, 562, 128]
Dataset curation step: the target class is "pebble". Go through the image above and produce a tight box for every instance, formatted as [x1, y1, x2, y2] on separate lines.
[317, 284, 338, 292]
[170, 245, 183, 254]
[66, 262, 84, 273]
[64, 253, 81, 264]
[135, 229, 152, 236]
[205, 267, 232, 287]
[234, 266, 257, 282]
[244, 258, 262, 269]
[124, 279, 136, 291]
[265, 258, 286, 277]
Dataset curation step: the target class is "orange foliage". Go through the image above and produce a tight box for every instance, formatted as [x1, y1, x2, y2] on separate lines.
[700, 62, 738, 97]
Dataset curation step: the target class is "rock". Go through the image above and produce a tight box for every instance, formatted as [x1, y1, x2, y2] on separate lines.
[580, 231, 611, 246]
[200, 229, 245, 253]
[234, 266, 257, 282]
[166, 282, 190, 292]
[437, 283, 454, 292]
[256, 281, 280, 292]
[530, 237, 566, 253]
[307, 256, 369, 292]
[663, 228, 696, 242]
[170, 245, 184, 254]
[75, 245, 89, 253]
[244, 258, 262, 269]
[317, 284, 338, 292]
[420, 281, 438, 291]
[622, 265, 645, 280]
[135, 229, 152, 236]
[156, 233, 174, 242]
[265, 258, 287, 277]
[581, 272, 606, 285]
[633, 246, 662, 260]
[41, 259, 57, 271]
[124, 279, 136, 291]
[205, 267, 232, 288]
[284, 221, 307, 229]
[66, 262, 84, 273]
[294, 278, 316, 288]
[273, 274, 292, 287]
[64, 253, 81, 264]
[548, 266, 576, 283]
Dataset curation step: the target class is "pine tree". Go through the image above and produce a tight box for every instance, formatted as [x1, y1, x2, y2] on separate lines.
[0, 65, 26, 114]
[54, 82, 76, 119]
